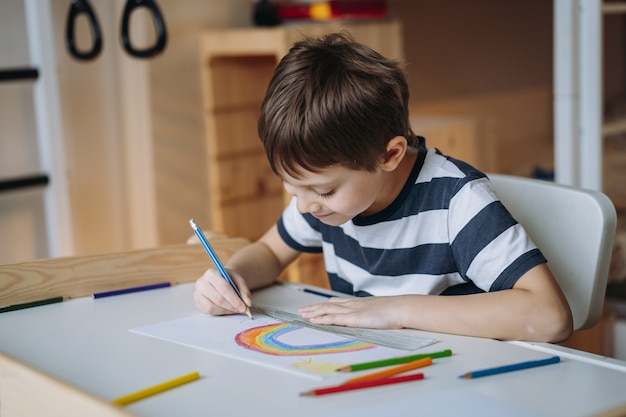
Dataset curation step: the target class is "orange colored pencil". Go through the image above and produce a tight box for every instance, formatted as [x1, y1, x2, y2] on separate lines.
[343, 357, 432, 385]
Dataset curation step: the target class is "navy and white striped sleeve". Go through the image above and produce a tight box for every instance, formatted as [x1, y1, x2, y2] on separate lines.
[448, 176, 546, 292]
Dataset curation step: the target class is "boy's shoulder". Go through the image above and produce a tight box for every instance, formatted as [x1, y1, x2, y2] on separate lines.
[418, 146, 486, 186]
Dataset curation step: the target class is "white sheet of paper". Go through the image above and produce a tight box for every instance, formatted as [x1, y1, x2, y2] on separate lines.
[131, 313, 435, 380]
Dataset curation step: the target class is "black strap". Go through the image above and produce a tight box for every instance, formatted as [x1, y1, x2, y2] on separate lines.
[120, 0, 167, 58]
[65, 0, 103, 61]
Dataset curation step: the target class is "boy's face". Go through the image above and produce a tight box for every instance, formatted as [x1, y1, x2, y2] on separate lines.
[281, 164, 388, 226]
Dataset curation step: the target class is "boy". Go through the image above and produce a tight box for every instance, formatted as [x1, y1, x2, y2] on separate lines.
[194, 32, 573, 343]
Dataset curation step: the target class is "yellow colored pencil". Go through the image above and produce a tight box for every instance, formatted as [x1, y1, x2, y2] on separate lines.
[343, 357, 432, 385]
[112, 371, 200, 406]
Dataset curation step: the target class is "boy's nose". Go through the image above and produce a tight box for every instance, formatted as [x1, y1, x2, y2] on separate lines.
[296, 195, 321, 214]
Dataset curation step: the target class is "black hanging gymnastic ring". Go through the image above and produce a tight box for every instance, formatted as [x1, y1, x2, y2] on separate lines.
[120, 0, 168, 58]
[65, 0, 103, 61]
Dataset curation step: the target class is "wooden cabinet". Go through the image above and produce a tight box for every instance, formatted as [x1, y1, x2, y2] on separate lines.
[410, 116, 496, 173]
[191, 20, 403, 285]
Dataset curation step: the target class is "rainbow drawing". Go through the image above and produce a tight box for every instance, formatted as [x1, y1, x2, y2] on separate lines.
[235, 322, 374, 356]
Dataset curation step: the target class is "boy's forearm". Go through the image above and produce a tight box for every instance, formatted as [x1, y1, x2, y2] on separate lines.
[226, 241, 283, 290]
[395, 290, 572, 343]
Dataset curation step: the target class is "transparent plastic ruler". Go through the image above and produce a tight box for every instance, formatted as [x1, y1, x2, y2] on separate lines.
[251, 305, 436, 351]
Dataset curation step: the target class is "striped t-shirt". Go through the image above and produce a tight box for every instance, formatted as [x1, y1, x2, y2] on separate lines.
[277, 138, 546, 297]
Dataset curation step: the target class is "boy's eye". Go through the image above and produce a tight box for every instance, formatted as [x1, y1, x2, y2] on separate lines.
[315, 190, 335, 199]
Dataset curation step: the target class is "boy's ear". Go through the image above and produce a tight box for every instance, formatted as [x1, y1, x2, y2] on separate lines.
[381, 136, 408, 171]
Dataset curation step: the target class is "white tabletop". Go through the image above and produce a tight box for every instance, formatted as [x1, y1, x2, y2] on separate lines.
[1, 283, 625, 417]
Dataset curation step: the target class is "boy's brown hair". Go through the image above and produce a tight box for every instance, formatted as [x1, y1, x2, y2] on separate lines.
[258, 31, 415, 178]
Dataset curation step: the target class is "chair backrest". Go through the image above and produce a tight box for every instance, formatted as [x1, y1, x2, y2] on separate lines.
[488, 173, 617, 331]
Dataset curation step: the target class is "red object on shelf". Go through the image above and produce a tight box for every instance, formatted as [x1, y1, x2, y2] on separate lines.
[276, 0, 387, 21]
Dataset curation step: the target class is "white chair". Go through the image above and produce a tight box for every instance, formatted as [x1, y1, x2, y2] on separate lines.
[488, 173, 617, 331]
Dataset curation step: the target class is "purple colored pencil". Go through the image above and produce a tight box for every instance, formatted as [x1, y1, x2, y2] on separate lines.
[93, 282, 171, 299]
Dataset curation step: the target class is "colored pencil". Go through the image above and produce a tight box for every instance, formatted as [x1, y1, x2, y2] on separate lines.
[459, 355, 560, 379]
[93, 282, 171, 299]
[189, 219, 252, 319]
[0, 296, 64, 313]
[300, 372, 425, 397]
[343, 357, 432, 385]
[112, 371, 200, 406]
[299, 287, 335, 298]
[337, 348, 452, 372]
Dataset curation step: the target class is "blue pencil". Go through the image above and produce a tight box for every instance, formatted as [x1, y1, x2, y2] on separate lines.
[459, 355, 560, 379]
[189, 219, 252, 319]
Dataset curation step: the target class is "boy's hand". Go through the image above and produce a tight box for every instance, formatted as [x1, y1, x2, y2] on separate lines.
[193, 267, 252, 316]
[298, 296, 403, 329]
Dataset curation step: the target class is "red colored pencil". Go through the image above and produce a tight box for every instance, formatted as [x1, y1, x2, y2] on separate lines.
[343, 357, 432, 385]
[300, 372, 425, 397]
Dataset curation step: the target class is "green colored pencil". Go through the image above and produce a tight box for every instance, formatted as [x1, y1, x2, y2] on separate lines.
[336, 349, 453, 372]
[0, 296, 64, 314]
